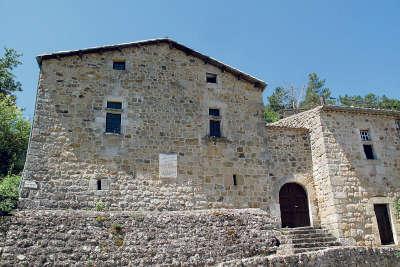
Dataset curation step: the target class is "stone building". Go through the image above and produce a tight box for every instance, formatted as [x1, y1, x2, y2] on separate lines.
[16, 38, 400, 260]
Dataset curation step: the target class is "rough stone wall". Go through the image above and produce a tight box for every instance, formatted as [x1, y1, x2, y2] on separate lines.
[265, 126, 317, 226]
[219, 246, 400, 267]
[319, 110, 400, 245]
[271, 108, 339, 232]
[20, 43, 269, 211]
[273, 106, 400, 245]
[20, 42, 317, 215]
[0, 209, 280, 266]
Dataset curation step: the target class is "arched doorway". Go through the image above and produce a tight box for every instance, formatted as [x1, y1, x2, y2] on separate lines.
[279, 183, 311, 228]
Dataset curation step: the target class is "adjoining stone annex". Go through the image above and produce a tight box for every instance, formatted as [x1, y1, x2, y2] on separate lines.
[4, 39, 400, 265]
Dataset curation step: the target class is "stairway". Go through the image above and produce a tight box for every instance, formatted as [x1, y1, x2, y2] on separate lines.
[278, 226, 341, 254]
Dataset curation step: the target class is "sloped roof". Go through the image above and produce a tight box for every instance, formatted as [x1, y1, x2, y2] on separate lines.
[36, 38, 266, 89]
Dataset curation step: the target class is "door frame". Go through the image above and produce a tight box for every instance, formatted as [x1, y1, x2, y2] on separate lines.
[271, 176, 319, 229]
[369, 197, 398, 245]
[279, 182, 311, 228]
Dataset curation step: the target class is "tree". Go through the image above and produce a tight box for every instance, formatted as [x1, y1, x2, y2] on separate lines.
[264, 86, 292, 123]
[300, 73, 335, 109]
[268, 87, 290, 112]
[264, 106, 280, 123]
[379, 95, 400, 110]
[339, 93, 400, 111]
[0, 96, 31, 177]
[0, 48, 22, 100]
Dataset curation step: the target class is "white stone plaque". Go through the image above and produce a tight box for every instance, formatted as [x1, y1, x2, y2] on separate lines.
[159, 153, 178, 178]
[23, 180, 38, 189]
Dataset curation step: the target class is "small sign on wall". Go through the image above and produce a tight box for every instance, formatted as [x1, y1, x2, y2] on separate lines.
[23, 180, 38, 189]
[159, 153, 178, 178]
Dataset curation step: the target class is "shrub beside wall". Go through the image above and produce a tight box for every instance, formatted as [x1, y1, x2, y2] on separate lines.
[0, 175, 20, 215]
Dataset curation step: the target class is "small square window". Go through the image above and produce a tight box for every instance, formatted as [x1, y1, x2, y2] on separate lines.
[113, 61, 126, 70]
[209, 108, 220, 117]
[97, 180, 102, 190]
[210, 120, 221, 137]
[107, 101, 122, 109]
[106, 113, 121, 134]
[206, 73, 217, 83]
[363, 144, 375, 160]
[360, 130, 371, 141]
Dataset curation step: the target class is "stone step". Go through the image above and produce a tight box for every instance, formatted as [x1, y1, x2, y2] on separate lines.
[287, 232, 333, 239]
[281, 228, 327, 235]
[293, 247, 329, 254]
[292, 236, 337, 244]
[293, 241, 341, 249]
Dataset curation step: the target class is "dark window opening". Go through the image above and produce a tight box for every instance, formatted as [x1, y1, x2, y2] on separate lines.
[363, 144, 375, 160]
[396, 120, 400, 138]
[97, 180, 102, 190]
[209, 108, 220, 117]
[210, 120, 221, 137]
[233, 174, 237, 186]
[206, 73, 217, 83]
[113, 61, 126, 70]
[107, 101, 122, 109]
[106, 113, 121, 134]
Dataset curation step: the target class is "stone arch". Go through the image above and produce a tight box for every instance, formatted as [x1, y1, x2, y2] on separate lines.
[279, 183, 310, 227]
[270, 174, 320, 228]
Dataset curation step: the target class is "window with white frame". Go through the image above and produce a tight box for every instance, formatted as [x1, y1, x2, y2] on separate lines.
[360, 130, 371, 141]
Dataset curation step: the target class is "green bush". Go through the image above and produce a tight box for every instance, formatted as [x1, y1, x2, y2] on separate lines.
[264, 106, 280, 123]
[95, 200, 106, 211]
[0, 175, 21, 215]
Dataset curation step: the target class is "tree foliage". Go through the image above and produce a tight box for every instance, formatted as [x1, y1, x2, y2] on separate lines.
[0, 96, 30, 177]
[0, 48, 22, 100]
[0, 175, 21, 214]
[301, 73, 335, 109]
[339, 93, 400, 111]
[264, 72, 399, 123]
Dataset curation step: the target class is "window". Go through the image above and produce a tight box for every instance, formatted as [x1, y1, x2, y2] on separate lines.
[113, 61, 126, 70]
[209, 108, 221, 138]
[105, 101, 122, 134]
[107, 101, 122, 109]
[97, 180, 102, 190]
[396, 120, 400, 138]
[106, 113, 121, 134]
[233, 174, 237, 186]
[209, 108, 220, 117]
[363, 144, 375, 160]
[206, 73, 217, 83]
[210, 120, 221, 137]
[360, 130, 371, 141]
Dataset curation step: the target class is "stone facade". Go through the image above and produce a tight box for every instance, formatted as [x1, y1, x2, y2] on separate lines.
[13, 39, 400, 264]
[273, 106, 400, 246]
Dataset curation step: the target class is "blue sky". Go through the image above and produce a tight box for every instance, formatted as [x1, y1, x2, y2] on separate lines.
[2, 0, 400, 119]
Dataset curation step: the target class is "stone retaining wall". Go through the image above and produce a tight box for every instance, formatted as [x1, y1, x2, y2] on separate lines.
[220, 246, 400, 267]
[0, 209, 279, 266]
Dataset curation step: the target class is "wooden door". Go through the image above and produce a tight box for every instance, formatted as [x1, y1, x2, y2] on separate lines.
[279, 183, 310, 228]
[374, 204, 394, 245]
